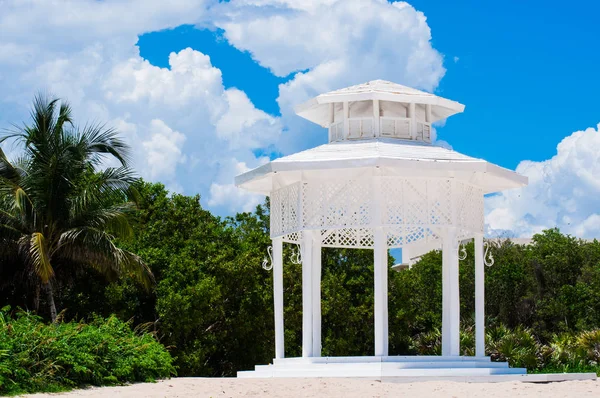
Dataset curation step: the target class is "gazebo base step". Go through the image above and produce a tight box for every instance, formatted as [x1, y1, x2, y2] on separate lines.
[237, 356, 596, 382]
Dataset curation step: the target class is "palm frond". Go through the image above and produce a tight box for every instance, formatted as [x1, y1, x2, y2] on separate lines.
[70, 203, 136, 239]
[54, 102, 73, 134]
[77, 124, 131, 166]
[0, 176, 37, 229]
[29, 232, 53, 283]
[57, 227, 153, 289]
[69, 166, 137, 227]
[0, 147, 22, 182]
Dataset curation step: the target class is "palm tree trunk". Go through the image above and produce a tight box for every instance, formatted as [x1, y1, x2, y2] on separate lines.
[44, 282, 57, 322]
[33, 284, 40, 312]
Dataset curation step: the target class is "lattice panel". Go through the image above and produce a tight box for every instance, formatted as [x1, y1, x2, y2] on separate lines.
[270, 177, 484, 248]
[403, 180, 428, 226]
[282, 231, 302, 244]
[386, 226, 441, 248]
[427, 179, 452, 226]
[455, 182, 484, 234]
[321, 228, 374, 249]
[382, 177, 403, 225]
[302, 179, 372, 230]
[387, 227, 404, 248]
[270, 182, 301, 237]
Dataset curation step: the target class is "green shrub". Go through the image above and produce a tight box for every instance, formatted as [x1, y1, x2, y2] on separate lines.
[411, 328, 441, 355]
[536, 330, 600, 375]
[576, 329, 600, 363]
[486, 325, 541, 369]
[0, 308, 175, 395]
[479, 325, 600, 375]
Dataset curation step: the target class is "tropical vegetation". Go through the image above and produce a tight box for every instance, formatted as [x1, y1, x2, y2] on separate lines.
[0, 308, 174, 395]
[0, 95, 152, 322]
[1, 96, 600, 394]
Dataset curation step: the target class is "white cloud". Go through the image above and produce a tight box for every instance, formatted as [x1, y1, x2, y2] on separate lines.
[215, 89, 281, 149]
[209, 183, 265, 213]
[0, 0, 277, 213]
[215, 0, 444, 84]
[212, 0, 446, 153]
[142, 119, 187, 182]
[208, 158, 268, 213]
[0, 0, 450, 214]
[486, 124, 600, 238]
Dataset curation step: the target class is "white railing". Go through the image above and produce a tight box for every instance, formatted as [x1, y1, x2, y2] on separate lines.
[380, 117, 411, 139]
[329, 121, 344, 142]
[329, 117, 431, 142]
[417, 122, 432, 142]
[348, 117, 374, 139]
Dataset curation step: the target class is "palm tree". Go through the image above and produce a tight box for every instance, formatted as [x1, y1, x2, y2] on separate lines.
[0, 94, 152, 321]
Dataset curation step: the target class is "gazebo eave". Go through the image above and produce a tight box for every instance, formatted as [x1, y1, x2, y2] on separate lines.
[235, 157, 527, 195]
[295, 90, 465, 127]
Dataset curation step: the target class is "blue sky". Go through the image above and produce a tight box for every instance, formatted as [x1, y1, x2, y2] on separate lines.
[138, 26, 288, 117]
[1, 0, 600, 239]
[138, 0, 600, 171]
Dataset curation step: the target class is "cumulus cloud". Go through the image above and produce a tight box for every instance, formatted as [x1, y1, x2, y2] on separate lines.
[212, 0, 447, 153]
[142, 120, 187, 182]
[215, 89, 281, 149]
[0, 0, 450, 213]
[208, 158, 269, 213]
[486, 124, 600, 238]
[0, 0, 279, 213]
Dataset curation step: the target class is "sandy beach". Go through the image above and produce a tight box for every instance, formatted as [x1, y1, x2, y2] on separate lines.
[21, 378, 600, 398]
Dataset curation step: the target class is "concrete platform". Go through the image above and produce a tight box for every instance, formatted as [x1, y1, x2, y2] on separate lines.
[237, 356, 597, 382]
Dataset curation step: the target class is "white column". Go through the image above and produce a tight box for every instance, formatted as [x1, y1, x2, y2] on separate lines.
[312, 233, 322, 356]
[426, 103, 432, 123]
[329, 103, 335, 124]
[408, 102, 417, 140]
[328, 103, 335, 142]
[302, 231, 314, 357]
[374, 228, 389, 356]
[373, 99, 380, 138]
[272, 238, 284, 359]
[343, 101, 349, 140]
[442, 228, 460, 356]
[475, 234, 485, 357]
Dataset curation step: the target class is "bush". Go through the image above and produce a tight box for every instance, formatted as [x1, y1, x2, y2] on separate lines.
[411, 328, 441, 355]
[481, 324, 600, 375]
[487, 325, 541, 369]
[0, 308, 175, 395]
[536, 329, 600, 374]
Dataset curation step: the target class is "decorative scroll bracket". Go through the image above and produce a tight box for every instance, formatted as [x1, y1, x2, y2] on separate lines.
[262, 246, 274, 271]
[483, 241, 494, 267]
[290, 244, 302, 265]
[458, 244, 467, 261]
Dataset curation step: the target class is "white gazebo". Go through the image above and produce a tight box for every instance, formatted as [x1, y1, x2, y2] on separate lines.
[233, 81, 593, 381]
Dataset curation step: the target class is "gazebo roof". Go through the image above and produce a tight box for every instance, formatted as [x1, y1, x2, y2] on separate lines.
[235, 138, 527, 195]
[295, 80, 465, 127]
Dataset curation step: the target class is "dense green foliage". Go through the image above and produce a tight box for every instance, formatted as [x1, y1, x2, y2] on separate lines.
[0, 308, 174, 395]
[393, 231, 600, 343]
[2, 96, 600, 393]
[412, 324, 600, 374]
[37, 181, 600, 377]
[3, 180, 600, 379]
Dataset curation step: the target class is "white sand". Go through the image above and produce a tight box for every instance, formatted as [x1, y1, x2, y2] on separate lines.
[20, 378, 600, 398]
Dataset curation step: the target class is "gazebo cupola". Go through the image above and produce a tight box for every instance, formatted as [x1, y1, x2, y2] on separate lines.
[295, 80, 465, 143]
